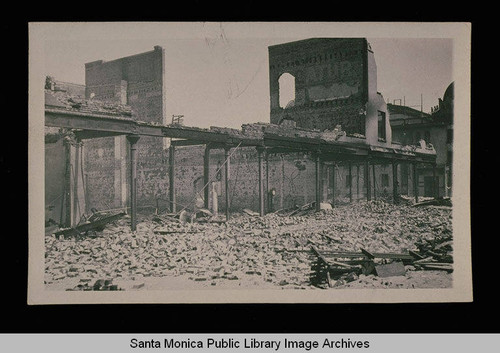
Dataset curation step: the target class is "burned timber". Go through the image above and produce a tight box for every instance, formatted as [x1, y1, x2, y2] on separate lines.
[43, 38, 454, 291]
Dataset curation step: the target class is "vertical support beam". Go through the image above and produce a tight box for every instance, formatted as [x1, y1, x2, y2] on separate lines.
[204, 144, 211, 209]
[406, 162, 410, 196]
[432, 163, 438, 198]
[63, 138, 72, 228]
[331, 163, 336, 208]
[348, 162, 352, 203]
[280, 154, 284, 210]
[72, 139, 81, 226]
[168, 145, 176, 213]
[365, 160, 371, 201]
[127, 135, 140, 231]
[392, 161, 398, 204]
[315, 152, 322, 212]
[265, 151, 270, 213]
[257, 147, 265, 216]
[372, 161, 377, 201]
[224, 146, 231, 221]
[413, 162, 419, 203]
[356, 164, 360, 200]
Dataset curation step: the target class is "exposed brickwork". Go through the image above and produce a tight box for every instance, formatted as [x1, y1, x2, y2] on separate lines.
[83, 138, 116, 210]
[84, 47, 167, 209]
[269, 38, 368, 135]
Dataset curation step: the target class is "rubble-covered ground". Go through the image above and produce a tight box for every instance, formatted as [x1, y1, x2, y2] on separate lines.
[44, 200, 453, 291]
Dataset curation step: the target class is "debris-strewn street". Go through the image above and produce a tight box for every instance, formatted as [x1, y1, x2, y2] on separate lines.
[45, 200, 453, 291]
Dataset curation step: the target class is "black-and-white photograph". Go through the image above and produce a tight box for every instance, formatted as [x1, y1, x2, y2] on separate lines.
[28, 22, 471, 304]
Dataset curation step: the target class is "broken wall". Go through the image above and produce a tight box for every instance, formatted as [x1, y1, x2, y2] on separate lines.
[269, 38, 368, 135]
[83, 47, 169, 211]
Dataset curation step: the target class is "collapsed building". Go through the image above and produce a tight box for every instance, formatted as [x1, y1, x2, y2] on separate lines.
[44, 39, 440, 231]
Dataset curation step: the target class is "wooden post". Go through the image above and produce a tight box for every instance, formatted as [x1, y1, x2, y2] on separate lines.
[392, 161, 398, 204]
[413, 162, 419, 203]
[168, 145, 176, 213]
[204, 144, 211, 209]
[224, 146, 231, 221]
[315, 152, 322, 212]
[365, 160, 371, 201]
[348, 162, 352, 203]
[372, 161, 377, 201]
[127, 135, 140, 231]
[257, 147, 265, 216]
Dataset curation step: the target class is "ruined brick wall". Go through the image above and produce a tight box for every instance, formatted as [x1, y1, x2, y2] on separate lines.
[171, 146, 317, 213]
[269, 38, 368, 135]
[83, 47, 168, 210]
[169, 145, 406, 213]
[83, 137, 116, 211]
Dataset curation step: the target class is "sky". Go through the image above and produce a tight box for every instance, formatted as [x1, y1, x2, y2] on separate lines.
[41, 22, 453, 129]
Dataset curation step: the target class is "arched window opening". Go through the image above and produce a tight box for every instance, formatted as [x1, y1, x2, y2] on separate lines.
[278, 73, 296, 109]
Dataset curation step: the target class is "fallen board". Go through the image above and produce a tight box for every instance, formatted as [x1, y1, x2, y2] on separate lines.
[54, 212, 126, 238]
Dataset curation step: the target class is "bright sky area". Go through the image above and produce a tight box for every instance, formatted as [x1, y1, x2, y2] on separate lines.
[41, 22, 453, 129]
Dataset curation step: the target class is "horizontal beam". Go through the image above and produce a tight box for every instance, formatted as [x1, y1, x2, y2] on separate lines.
[170, 139, 206, 147]
[45, 109, 263, 146]
[264, 135, 363, 155]
[74, 130, 124, 140]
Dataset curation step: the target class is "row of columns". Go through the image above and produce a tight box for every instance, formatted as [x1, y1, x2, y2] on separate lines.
[129, 137, 438, 232]
[314, 158, 438, 209]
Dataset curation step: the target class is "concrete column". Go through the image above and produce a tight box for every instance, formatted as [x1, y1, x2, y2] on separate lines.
[413, 162, 419, 203]
[315, 152, 322, 212]
[168, 145, 176, 213]
[127, 135, 140, 231]
[372, 161, 377, 201]
[224, 146, 231, 221]
[257, 147, 265, 216]
[392, 161, 398, 204]
[204, 144, 211, 209]
[365, 160, 371, 201]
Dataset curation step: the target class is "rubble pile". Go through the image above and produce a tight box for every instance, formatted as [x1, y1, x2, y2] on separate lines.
[45, 200, 452, 289]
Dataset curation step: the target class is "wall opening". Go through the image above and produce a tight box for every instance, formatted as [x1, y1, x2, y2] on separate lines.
[278, 73, 296, 109]
[378, 111, 386, 140]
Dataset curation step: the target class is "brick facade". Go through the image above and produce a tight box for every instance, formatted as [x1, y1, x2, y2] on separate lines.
[83, 47, 168, 211]
[269, 38, 368, 135]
